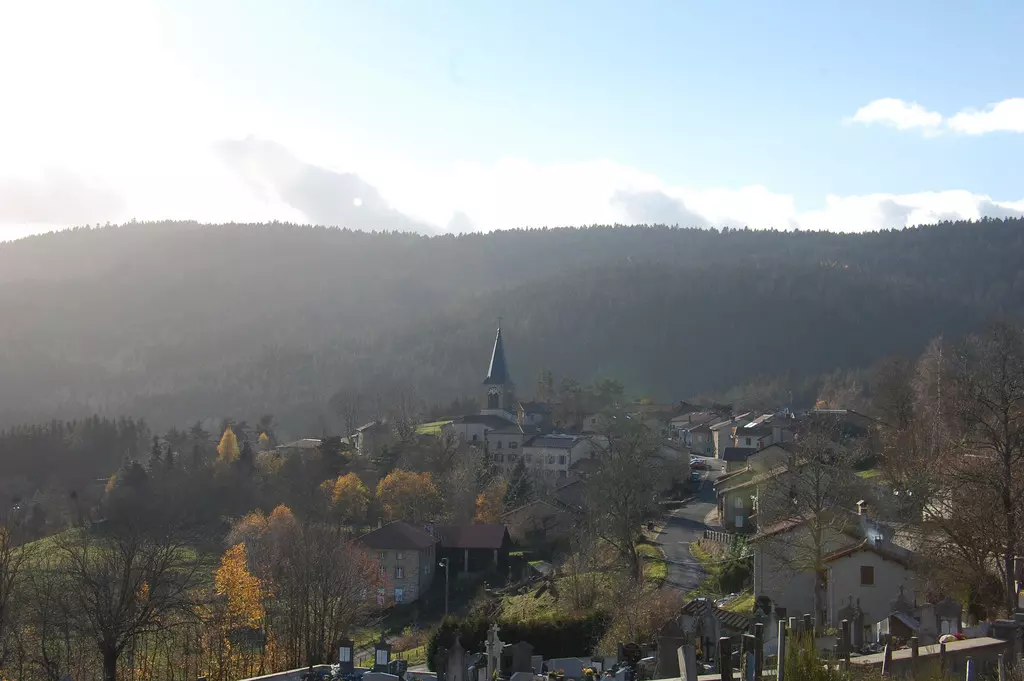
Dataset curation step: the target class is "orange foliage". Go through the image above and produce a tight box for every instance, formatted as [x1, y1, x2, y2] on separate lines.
[474, 478, 507, 524]
[376, 470, 441, 523]
[215, 543, 265, 628]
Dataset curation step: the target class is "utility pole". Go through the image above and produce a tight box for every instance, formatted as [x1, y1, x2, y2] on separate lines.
[439, 557, 450, 617]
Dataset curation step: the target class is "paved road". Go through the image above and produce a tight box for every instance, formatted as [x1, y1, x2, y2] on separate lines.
[657, 458, 724, 594]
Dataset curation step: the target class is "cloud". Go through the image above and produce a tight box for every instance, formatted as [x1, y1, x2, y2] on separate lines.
[0, 170, 124, 225]
[214, 137, 436, 234]
[946, 98, 1024, 134]
[849, 97, 1024, 135]
[848, 98, 943, 133]
[611, 190, 711, 228]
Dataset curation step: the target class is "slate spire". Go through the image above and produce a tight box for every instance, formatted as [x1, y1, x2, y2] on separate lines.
[483, 326, 511, 385]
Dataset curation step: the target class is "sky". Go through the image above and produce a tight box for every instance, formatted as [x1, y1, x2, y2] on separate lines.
[1, 0, 1023, 240]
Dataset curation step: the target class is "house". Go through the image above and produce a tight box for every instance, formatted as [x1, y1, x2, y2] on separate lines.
[357, 521, 438, 605]
[711, 414, 750, 459]
[751, 509, 914, 634]
[517, 401, 552, 429]
[521, 434, 593, 480]
[276, 438, 322, 458]
[670, 411, 721, 455]
[715, 465, 790, 533]
[501, 500, 576, 549]
[434, 524, 514, 575]
[353, 421, 393, 457]
[722, 446, 758, 472]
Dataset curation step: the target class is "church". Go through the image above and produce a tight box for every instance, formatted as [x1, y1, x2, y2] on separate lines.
[445, 326, 596, 481]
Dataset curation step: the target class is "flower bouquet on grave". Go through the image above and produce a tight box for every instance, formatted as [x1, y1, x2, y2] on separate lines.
[583, 667, 597, 681]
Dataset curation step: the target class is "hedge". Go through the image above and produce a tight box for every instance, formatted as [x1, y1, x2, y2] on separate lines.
[426, 612, 607, 671]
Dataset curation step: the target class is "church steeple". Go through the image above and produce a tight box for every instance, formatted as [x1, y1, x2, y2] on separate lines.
[483, 326, 511, 386]
[482, 325, 514, 411]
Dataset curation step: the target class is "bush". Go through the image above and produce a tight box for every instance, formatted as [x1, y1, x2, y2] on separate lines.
[426, 612, 608, 670]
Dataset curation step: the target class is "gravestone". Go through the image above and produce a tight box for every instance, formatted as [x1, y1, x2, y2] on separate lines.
[546, 658, 585, 680]
[509, 641, 535, 674]
[612, 669, 627, 681]
[434, 647, 449, 681]
[448, 639, 466, 681]
[656, 617, 686, 679]
[374, 635, 393, 672]
[363, 673, 400, 681]
[389, 659, 409, 678]
[531, 656, 544, 674]
[485, 624, 504, 681]
[510, 673, 536, 681]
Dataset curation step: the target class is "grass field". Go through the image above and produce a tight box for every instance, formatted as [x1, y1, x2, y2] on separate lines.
[637, 541, 667, 583]
[414, 421, 453, 436]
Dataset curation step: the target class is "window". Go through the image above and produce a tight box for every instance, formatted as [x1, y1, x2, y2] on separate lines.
[494, 452, 504, 462]
[379, 565, 386, 576]
[396, 552, 404, 560]
[558, 455, 566, 465]
[394, 587, 404, 603]
[378, 551, 386, 560]
[745, 437, 752, 446]
[860, 566, 875, 586]
[509, 453, 518, 461]
[734, 496, 744, 509]
[547, 455, 555, 464]
[558, 470, 566, 478]
[472, 434, 478, 441]
[395, 566, 405, 579]
[424, 563, 431, 575]
[735, 516, 744, 528]
[509, 441, 518, 449]
[496, 440, 503, 449]
[376, 588, 386, 605]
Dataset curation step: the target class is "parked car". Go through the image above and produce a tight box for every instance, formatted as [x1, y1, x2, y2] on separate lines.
[690, 457, 708, 470]
[690, 470, 702, 483]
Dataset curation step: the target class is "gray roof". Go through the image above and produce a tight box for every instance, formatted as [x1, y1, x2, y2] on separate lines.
[722, 446, 758, 462]
[457, 414, 521, 431]
[524, 434, 584, 449]
[483, 327, 511, 386]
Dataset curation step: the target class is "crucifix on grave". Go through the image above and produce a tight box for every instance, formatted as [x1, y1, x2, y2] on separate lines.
[485, 623, 504, 681]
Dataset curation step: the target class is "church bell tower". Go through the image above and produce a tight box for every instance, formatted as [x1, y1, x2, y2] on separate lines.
[483, 325, 515, 411]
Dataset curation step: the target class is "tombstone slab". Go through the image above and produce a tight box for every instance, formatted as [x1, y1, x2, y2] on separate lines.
[364, 673, 400, 681]
[546, 658, 585, 680]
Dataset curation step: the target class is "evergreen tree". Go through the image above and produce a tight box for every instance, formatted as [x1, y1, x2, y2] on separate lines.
[236, 439, 255, 475]
[504, 457, 533, 508]
[148, 435, 163, 471]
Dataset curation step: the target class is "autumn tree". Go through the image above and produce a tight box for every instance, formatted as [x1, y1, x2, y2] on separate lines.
[322, 472, 371, 527]
[376, 470, 441, 524]
[216, 543, 265, 630]
[0, 515, 29, 670]
[217, 426, 240, 464]
[474, 479, 507, 524]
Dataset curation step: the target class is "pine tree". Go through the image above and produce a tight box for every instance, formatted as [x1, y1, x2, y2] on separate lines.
[236, 439, 255, 475]
[148, 435, 163, 471]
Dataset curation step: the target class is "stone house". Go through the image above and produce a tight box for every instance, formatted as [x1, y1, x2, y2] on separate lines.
[751, 510, 914, 635]
[353, 421, 393, 457]
[520, 434, 593, 480]
[501, 499, 576, 550]
[357, 520, 438, 605]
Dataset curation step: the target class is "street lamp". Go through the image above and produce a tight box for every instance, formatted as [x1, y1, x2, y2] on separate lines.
[438, 557, 450, 617]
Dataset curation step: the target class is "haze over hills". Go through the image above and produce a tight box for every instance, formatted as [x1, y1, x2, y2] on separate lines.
[1, 218, 1022, 436]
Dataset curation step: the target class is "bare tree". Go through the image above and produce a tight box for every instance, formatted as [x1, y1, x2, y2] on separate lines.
[0, 514, 29, 671]
[331, 388, 364, 439]
[586, 421, 663, 581]
[757, 417, 870, 625]
[55, 522, 200, 681]
[945, 322, 1024, 615]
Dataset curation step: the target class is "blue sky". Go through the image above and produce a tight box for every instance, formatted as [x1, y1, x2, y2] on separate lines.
[1, 0, 1022, 237]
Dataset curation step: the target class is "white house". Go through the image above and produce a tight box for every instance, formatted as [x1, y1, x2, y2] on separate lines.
[521, 434, 593, 480]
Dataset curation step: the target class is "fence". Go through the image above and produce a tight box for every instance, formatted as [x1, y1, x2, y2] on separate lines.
[702, 529, 736, 545]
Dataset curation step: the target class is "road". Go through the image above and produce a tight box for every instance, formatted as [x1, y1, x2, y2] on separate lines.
[657, 458, 724, 594]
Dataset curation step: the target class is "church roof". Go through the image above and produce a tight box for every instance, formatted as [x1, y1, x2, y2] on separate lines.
[483, 327, 511, 386]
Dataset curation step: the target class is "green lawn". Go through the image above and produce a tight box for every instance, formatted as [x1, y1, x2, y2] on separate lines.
[415, 420, 453, 435]
[721, 590, 754, 613]
[856, 468, 883, 479]
[637, 542, 667, 583]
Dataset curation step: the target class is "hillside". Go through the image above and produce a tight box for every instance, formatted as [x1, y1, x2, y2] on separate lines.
[1, 219, 1023, 435]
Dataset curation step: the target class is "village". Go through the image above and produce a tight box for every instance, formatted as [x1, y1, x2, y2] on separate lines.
[240, 326, 1024, 681]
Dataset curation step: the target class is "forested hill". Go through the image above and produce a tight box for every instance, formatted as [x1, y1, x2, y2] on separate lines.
[1, 218, 1022, 435]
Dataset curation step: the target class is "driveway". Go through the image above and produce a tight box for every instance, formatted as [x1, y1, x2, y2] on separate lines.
[657, 458, 723, 594]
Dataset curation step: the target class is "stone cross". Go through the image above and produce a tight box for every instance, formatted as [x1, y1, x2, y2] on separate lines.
[486, 623, 503, 681]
